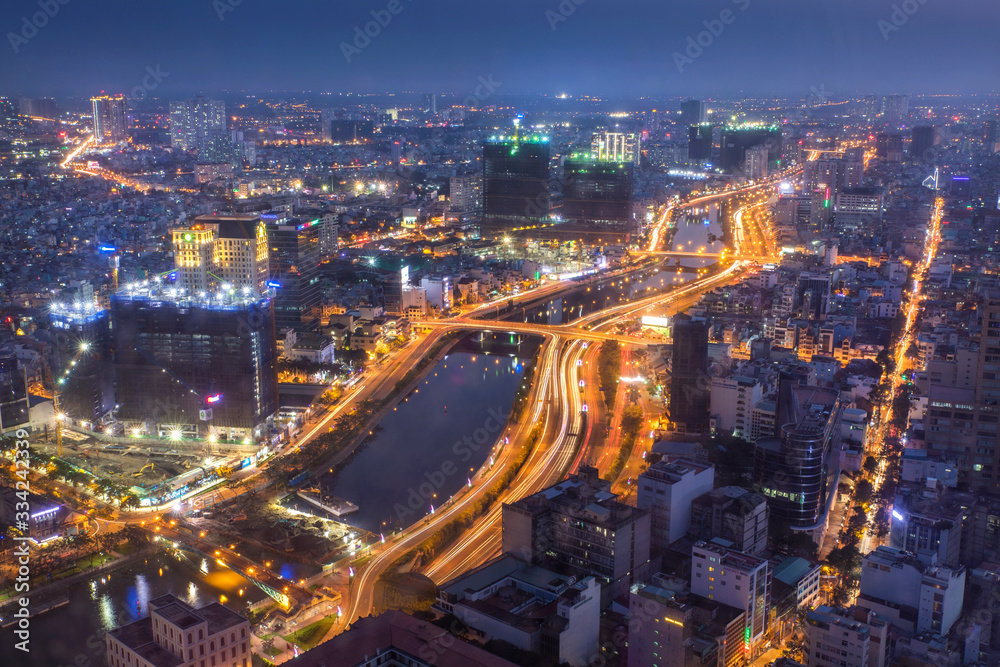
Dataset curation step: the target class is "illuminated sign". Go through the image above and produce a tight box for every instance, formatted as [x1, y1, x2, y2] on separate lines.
[267, 281, 282, 289]
[642, 316, 670, 328]
[891, 509, 903, 521]
[99, 245, 116, 253]
[206, 394, 222, 404]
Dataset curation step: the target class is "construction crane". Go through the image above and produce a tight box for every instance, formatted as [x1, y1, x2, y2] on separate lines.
[42, 340, 92, 457]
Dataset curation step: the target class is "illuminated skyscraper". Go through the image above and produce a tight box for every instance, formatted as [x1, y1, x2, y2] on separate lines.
[169, 96, 226, 151]
[669, 317, 709, 433]
[264, 214, 322, 332]
[680, 99, 707, 126]
[590, 131, 640, 165]
[91, 94, 127, 143]
[482, 138, 551, 234]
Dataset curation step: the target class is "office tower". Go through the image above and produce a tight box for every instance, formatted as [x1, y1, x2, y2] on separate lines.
[669, 317, 709, 433]
[910, 125, 937, 160]
[106, 595, 250, 667]
[680, 99, 707, 126]
[449, 173, 483, 213]
[753, 379, 842, 535]
[637, 458, 715, 552]
[383, 265, 408, 316]
[950, 175, 972, 199]
[689, 486, 769, 556]
[501, 466, 651, 602]
[858, 546, 965, 636]
[48, 305, 115, 425]
[835, 187, 883, 230]
[328, 119, 374, 143]
[720, 124, 782, 173]
[691, 541, 770, 662]
[435, 555, 600, 667]
[842, 146, 865, 187]
[875, 133, 904, 162]
[743, 144, 769, 180]
[883, 94, 909, 124]
[171, 226, 216, 293]
[91, 94, 127, 143]
[796, 272, 831, 319]
[688, 123, 713, 161]
[18, 97, 57, 119]
[293, 208, 339, 262]
[390, 140, 402, 163]
[169, 96, 226, 151]
[482, 138, 551, 233]
[805, 606, 889, 667]
[264, 214, 321, 332]
[965, 294, 1000, 490]
[0, 356, 29, 433]
[590, 130, 640, 165]
[111, 286, 277, 442]
[423, 93, 437, 114]
[561, 157, 634, 243]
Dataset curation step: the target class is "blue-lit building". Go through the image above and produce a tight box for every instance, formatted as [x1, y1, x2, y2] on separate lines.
[263, 214, 322, 333]
[111, 283, 278, 442]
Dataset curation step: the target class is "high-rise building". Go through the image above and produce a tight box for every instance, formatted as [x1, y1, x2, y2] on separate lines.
[18, 97, 57, 120]
[858, 546, 965, 636]
[0, 356, 29, 433]
[560, 157, 634, 243]
[171, 215, 269, 296]
[169, 96, 226, 152]
[720, 124, 782, 173]
[264, 214, 321, 332]
[754, 378, 842, 539]
[482, 138, 551, 234]
[669, 317, 709, 433]
[590, 131, 640, 165]
[91, 94, 127, 144]
[883, 94, 909, 125]
[796, 272, 831, 319]
[835, 187, 883, 230]
[637, 458, 715, 552]
[689, 486, 769, 556]
[688, 124, 713, 161]
[967, 294, 1000, 490]
[680, 99, 707, 126]
[449, 173, 482, 213]
[910, 125, 937, 160]
[691, 541, 770, 662]
[950, 175, 972, 199]
[501, 466, 651, 602]
[423, 93, 437, 115]
[48, 305, 115, 425]
[111, 286, 277, 442]
[805, 606, 889, 667]
[875, 133, 904, 163]
[842, 146, 866, 187]
[743, 144, 769, 180]
[106, 594, 250, 667]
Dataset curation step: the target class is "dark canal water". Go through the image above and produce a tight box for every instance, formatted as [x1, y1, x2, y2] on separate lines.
[286, 333, 540, 534]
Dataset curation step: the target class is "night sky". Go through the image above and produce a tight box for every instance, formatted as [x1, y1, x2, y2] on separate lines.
[2, 0, 998, 98]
